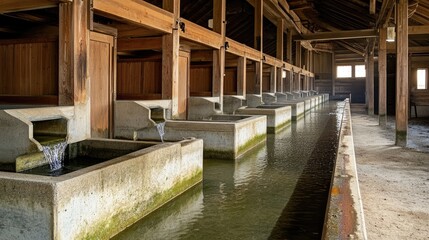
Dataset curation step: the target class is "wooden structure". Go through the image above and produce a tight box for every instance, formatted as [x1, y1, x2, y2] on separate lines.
[1, 0, 429, 146]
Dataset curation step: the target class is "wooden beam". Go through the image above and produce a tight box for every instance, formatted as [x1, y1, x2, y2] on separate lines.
[270, 66, 277, 92]
[59, 2, 73, 105]
[277, 68, 283, 93]
[180, 19, 222, 49]
[296, 29, 378, 41]
[0, 0, 67, 13]
[408, 25, 429, 35]
[117, 37, 162, 51]
[226, 38, 261, 62]
[378, 27, 387, 126]
[396, 0, 409, 146]
[337, 41, 365, 56]
[295, 42, 301, 68]
[370, 0, 376, 14]
[93, 0, 173, 34]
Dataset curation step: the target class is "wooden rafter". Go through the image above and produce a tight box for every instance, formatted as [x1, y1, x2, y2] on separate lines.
[337, 41, 365, 56]
[0, 0, 69, 13]
[295, 29, 377, 41]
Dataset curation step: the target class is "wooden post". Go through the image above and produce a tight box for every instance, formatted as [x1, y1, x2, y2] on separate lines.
[237, 56, 246, 97]
[286, 29, 293, 64]
[295, 42, 302, 68]
[277, 67, 283, 93]
[162, 0, 180, 118]
[396, 0, 409, 146]
[270, 66, 277, 92]
[212, 0, 226, 111]
[379, 27, 387, 126]
[332, 53, 336, 96]
[254, 0, 263, 95]
[59, 0, 89, 105]
[59, 2, 73, 106]
[367, 51, 375, 115]
[276, 18, 284, 93]
[370, 0, 376, 14]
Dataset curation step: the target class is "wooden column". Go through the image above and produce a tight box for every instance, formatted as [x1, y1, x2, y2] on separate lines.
[254, 0, 263, 95]
[162, 0, 180, 118]
[237, 56, 246, 97]
[59, 0, 89, 105]
[277, 68, 283, 93]
[367, 51, 375, 115]
[213, 0, 226, 110]
[270, 66, 277, 92]
[295, 42, 302, 68]
[276, 18, 284, 93]
[379, 27, 387, 126]
[396, 0, 409, 146]
[286, 29, 293, 64]
[332, 53, 336, 96]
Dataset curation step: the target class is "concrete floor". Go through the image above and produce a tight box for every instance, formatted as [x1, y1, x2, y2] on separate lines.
[351, 105, 429, 240]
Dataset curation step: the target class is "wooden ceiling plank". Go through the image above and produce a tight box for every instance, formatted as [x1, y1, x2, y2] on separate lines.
[0, 0, 67, 13]
[296, 29, 377, 41]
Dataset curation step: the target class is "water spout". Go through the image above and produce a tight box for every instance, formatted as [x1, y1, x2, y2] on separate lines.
[155, 122, 166, 143]
[42, 141, 67, 172]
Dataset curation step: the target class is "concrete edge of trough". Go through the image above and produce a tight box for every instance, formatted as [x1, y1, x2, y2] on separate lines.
[323, 99, 367, 240]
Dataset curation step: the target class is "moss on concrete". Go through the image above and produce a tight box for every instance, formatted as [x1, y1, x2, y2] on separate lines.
[237, 133, 266, 157]
[268, 120, 291, 134]
[77, 169, 203, 240]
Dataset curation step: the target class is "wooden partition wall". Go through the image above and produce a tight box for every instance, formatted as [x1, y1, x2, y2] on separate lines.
[224, 67, 237, 95]
[0, 38, 58, 105]
[190, 65, 212, 96]
[117, 58, 162, 100]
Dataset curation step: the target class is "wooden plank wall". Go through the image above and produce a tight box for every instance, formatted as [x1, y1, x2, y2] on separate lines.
[190, 65, 212, 96]
[117, 59, 162, 99]
[224, 67, 237, 95]
[314, 52, 333, 94]
[410, 57, 429, 112]
[0, 39, 58, 104]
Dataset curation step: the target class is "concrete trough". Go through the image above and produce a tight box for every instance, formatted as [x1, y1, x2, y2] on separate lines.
[0, 138, 203, 240]
[271, 101, 305, 121]
[235, 105, 292, 133]
[135, 115, 267, 159]
[323, 99, 367, 239]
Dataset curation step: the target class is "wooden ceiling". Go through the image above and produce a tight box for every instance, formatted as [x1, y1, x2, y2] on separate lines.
[1, 0, 429, 57]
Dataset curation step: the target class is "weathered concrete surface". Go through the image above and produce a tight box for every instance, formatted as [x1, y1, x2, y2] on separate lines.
[245, 94, 263, 108]
[187, 97, 222, 120]
[324, 99, 367, 240]
[223, 95, 244, 114]
[351, 106, 429, 240]
[262, 93, 277, 104]
[114, 100, 171, 140]
[135, 115, 267, 159]
[0, 138, 203, 240]
[235, 105, 291, 133]
[0, 105, 90, 167]
[272, 101, 305, 120]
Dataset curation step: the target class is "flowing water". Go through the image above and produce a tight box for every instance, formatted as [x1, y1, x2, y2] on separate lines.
[114, 101, 344, 240]
[155, 122, 166, 143]
[42, 141, 67, 172]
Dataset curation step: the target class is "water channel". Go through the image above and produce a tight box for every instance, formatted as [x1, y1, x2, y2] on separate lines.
[113, 101, 345, 240]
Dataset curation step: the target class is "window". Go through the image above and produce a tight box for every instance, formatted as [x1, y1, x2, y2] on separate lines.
[355, 65, 366, 78]
[337, 65, 352, 78]
[417, 68, 427, 90]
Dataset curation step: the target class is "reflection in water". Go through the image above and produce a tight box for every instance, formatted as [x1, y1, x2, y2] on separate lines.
[114, 102, 343, 240]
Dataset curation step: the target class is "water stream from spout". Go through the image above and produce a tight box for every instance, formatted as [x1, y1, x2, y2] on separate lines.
[42, 141, 67, 172]
[155, 122, 166, 143]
